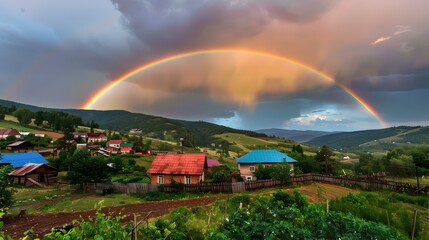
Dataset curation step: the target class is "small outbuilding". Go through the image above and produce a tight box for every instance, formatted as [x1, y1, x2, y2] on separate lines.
[8, 163, 58, 186]
[6, 141, 35, 152]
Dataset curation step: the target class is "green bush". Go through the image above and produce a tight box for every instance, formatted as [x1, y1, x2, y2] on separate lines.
[0, 165, 15, 209]
[229, 194, 251, 209]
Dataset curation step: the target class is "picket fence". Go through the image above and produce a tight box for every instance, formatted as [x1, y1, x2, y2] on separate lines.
[81, 173, 428, 195]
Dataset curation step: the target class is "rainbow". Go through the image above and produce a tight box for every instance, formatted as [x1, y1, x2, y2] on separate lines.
[81, 49, 387, 127]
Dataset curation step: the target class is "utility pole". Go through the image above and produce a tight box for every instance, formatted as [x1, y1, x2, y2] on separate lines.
[180, 138, 184, 154]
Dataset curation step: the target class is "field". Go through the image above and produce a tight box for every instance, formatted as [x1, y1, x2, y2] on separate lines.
[213, 133, 316, 154]
[0, 120, 38, 132]
[0, 119, 63, 140]
[3, 183, 354, 237]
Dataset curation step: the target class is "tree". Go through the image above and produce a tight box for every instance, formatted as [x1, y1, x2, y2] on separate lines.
[34, 111, 45, 126]
[144, 139, 152, 150]
[254, 161, 291, 182]
[0, 165, 15, 209]
[66, 150, 110, 184]
[13, 108, 34, 125]
[110, 133, 122, 140]
[89, 120, 99, 133]
[290, 151, 321, 173]
[292, 144, 304, 155]
[315, 145, 337, 175]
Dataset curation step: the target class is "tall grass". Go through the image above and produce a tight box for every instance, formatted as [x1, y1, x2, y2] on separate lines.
[330, 192, 428, 239]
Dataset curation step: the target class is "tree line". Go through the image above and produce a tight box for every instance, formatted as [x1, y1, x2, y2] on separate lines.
[0, 105, 103, 135]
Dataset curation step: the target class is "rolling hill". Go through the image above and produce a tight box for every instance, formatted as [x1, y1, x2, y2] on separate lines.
[0, 99, 265, 146]
[256, 128, 338, 142]
[307, 126, 429, 151]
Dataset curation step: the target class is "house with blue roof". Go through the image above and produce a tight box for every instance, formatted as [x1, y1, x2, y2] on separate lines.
[0, 152, 48, 168]
[236, 149, 297, 181]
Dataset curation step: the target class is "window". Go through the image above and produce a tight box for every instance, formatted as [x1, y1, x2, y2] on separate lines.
[249, 166, 256, 172]
[185, 176, 191, 185]
[246, 176, 253, 181]
[158, 175, 164, 184]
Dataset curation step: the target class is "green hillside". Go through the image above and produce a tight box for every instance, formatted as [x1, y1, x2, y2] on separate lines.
[0, 99, 265, 146]
[214, 133, 317, 155]
[0, 120, 41, 132]
[308, 126, 429, 151]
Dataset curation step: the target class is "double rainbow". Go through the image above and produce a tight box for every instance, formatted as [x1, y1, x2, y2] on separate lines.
[81, 49, 387, 127]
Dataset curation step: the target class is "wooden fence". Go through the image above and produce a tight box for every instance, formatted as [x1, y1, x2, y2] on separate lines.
[81, 173, 428, 195]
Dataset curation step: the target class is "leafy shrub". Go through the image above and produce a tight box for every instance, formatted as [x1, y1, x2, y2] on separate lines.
[390, 193, 429, 207]
[0, 165, 15, 209]
[293, 190, 308, 211]
[220, 195, 405, 240]
[229, 194, 251, 209]
[271, 190, 294, 206]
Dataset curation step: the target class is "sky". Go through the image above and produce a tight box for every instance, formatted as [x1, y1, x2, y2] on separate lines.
[1, 0, 428, 131]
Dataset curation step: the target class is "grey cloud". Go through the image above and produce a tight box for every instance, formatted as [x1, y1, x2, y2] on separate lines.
[350, 72, 429, 92]
[111, 0, 338, 53]
[335, 31, 429, 92]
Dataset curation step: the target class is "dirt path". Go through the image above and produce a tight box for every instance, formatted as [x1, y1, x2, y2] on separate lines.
[3, 196, 225, 239]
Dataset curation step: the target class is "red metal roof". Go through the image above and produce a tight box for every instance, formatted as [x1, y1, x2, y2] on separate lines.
[147, 154, 207, 175]
[88, 133, 107, 138]
[0, 128, 20, 136]
[8, 163, 54, 177]
[7, 141, 27, 147]
[107, 140, 123, 144]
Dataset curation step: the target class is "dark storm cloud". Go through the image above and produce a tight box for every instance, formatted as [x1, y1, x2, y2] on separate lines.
[111, 0, 338, 53]
[349, 72, 429, 92]
[335, 30, 429, 92]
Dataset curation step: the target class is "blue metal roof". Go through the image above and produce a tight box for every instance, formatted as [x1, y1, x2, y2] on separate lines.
[0, 152, 48, 168]
[237, 149, 297, 164]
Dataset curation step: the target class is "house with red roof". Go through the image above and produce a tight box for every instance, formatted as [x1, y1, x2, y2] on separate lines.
[106, 139, 123, 148]
[0, 128, 21, 140]
[8, 163, 58, 186]
[87, 133, 108, 143]
[147, 153, 208, 184]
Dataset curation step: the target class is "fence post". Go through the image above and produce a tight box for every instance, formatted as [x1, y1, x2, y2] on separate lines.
[411, 209, 417, 240]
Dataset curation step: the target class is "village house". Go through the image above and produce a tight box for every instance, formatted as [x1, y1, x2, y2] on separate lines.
[87, 133, 107, 143]
[0, 152, 49, 168]
[8, 163, 58, 187]
[147, 153, 207, 184]
[0, 128, 21, 140]
[129, 128, 142, 134]
[6, 141, 35, 152]
[120, 143, 133, 154]
[72, 132, 88, 141]
[236, 149, 297, 181]
[106, 139, 123, 149]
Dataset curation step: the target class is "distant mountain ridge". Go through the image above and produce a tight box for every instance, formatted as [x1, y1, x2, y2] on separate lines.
[308, 126, 429, 151]
[256, 128, 338, 142]
[0, 99, 265, 146]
